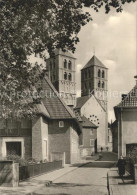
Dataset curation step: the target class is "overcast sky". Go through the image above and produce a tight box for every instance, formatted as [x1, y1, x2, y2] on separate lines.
[75, 3, 136, 122]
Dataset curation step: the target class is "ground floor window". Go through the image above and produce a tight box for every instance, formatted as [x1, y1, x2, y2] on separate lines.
[6, 142, 21, 157]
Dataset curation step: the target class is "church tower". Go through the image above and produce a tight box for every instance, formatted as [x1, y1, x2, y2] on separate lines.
[81, 55, 108, 111]
[46, 49, 76, 107]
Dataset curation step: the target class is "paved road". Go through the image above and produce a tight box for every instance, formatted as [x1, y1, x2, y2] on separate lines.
[34, 152, 117, 195]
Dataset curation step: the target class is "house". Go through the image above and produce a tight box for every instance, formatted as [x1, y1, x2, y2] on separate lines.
[114, 82, 137, 158]
[111, 120, 118, 153]
[79, 116, 97, 156]
[75, 94, 107, 151]
[0, 76, 81, 164]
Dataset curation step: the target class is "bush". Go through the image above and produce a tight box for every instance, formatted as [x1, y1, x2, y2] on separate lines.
[6, 154, 29, 166]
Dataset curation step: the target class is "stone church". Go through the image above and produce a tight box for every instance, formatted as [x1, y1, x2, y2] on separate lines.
[47, 50, 108, 152]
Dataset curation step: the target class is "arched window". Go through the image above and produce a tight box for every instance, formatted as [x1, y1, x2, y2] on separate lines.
[64, 59, 67, 69]
[98, 69, 101, 77]
[98, 81, 101, 88]
[102, 70, 105, 78]
[85, 83, 87, 89]
[85, 71, 87, 79]
[102, 82, 105, 88]
[68, 73, 72, 81]
[88, 69, 91, 78]
[64, 72, 67, 80]
[68, 61, 72, 69]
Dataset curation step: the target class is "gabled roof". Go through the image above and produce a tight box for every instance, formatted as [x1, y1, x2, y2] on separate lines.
[115, 84, 137, 108]
[41, 76, 77, 119]
[81, 116, 97, 128]
[54, 49, 76, 59]
[75, 96, 90, 109]
[81, 55, 107, 70]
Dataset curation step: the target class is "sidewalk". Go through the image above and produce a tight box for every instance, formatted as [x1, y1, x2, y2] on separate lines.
[108, 167, 137, 195]
[0, 157, 98, 195]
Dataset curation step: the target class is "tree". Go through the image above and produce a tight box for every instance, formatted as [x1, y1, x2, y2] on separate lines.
[0, 0, 136, 118]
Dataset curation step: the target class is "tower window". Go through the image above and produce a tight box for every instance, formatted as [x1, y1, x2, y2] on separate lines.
[102, 82, 105, 88]
[85, 83, 87, 89]
[102, 70, 105, 78]
[68, 73, 72, 81]
[88, 69, 91, 78]
[85, 71, 87, 79]
[64, 59, 67, 69]
[98, 81, 101, 88]
[68, 61, 72, 69]
[64, 72, 67, 80]
[98, 69, 101, 77]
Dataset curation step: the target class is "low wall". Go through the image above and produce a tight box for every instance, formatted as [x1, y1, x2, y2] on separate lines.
[0, 161, 19, 187]
[19, 160, 62, 181]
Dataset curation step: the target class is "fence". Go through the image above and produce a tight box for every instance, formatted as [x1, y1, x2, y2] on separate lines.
[19, 160, 62, 181]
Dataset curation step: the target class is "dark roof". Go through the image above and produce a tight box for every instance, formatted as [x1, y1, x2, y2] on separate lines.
[116, 84, 137, 108]
[36, 102, 50, 118]
[81, 55, 107, 70]
[41, 76, 76, 119]
[54, 49, 76, 59]
[75, 96, 90, 109]
[81, 116, 97, 128]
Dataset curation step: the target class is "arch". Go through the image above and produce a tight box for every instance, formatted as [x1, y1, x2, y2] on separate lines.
[68, 60, 72, 70]
[98, 69, 101, 77]
[64, 59, 67, 69]
[68, 73, 72, 81]
[98, 81, 101, 88]
[102, 81, 105, 88]
[102, 70, 105, 78]
[64, 72, 67, 80]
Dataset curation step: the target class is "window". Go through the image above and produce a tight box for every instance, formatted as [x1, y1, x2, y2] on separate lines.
[98, 81, 100, 88]
[6, 142, 21, 157]
[64, 59, 67, 69]
[59, 121, 64, 127]
[90, 139, 94, 146]
[90, 129, 93, 135]
[68, 73, 72, 81]
[102, 70, 105, 78]
[53, 60, 56, 68]
[64, 72, 67, 80]
[68, 61, 72, 69]
[88, 69, 91, 78]
[98, 69, 101, 77]
[43, 139, 48, 158]
[85, 71, 87, 79]
[102, 82, 105, 88]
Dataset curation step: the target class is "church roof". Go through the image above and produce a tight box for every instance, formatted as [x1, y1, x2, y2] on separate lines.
[41, 76, 76, 119]
[81, 55, 107, 70]
[81, 116, 97, 128]
[75, 96, 90, 109]
[115, 84, 137, 108]
[54, 49, 76, 59]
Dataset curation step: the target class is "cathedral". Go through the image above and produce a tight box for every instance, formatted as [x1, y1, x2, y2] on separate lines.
[46, 49, 108, 151]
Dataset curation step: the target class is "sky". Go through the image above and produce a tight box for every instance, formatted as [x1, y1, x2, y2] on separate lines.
[74, 2, 136, 122]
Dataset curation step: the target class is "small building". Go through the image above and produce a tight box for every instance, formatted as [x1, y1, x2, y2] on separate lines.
[79, 116, 97, 156]
[114, 83, 137, 158]
[0, 76, 81, 164]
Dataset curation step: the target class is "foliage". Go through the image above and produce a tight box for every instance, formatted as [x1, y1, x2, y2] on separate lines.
[126, 145, 137, 164]
[6, 154, 29, 166]
[0, 0, 136, 118]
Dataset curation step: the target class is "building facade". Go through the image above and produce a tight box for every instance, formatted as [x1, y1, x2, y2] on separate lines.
[114, 83, 137, 158]
[46, 49, 76, 107]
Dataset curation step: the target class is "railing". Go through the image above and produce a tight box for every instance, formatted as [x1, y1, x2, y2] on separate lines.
[125, 158, 135, 180]
[19, 160, 62, 181]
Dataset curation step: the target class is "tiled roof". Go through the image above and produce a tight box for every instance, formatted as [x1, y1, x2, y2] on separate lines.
[54, 49, 76, 59]
[116, 84, 137, 108]
[41, 76, 76, 119]
[81, 55, 107, 70]
[81, 116, 97, 128]
[75, 96, 90, 109]
[36, 102, 50, 118]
